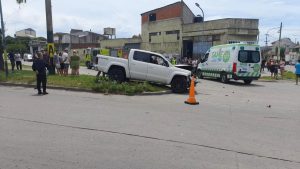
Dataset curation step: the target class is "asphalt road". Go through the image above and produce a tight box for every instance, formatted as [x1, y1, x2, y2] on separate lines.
[0, 79, 299, 169]
[22, 60, 296, 77]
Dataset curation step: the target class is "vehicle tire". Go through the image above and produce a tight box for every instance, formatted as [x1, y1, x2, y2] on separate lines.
[108, 67, 125, 83]
[220, 73, 229, 83]
[197, 69, 203, 79]
[171, 76, 188, 93]
[244, 80, 252, 85]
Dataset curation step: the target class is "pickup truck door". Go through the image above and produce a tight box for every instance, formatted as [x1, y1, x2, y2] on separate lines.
[129, 51, 150, 80]
[147, 55, 171, 84]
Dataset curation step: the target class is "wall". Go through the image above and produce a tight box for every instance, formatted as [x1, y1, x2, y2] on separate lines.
[182, 3, 195, 24]
[100, 38, 142, 49]
[141, 2, 182, 24]
[141, 18, 182, 54]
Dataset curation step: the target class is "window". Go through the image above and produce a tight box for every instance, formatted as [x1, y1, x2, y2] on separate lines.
[133, 51, 150, 63]
[166, 30, 180, 40]
[149, 32, 161, 42]
[166, 30, 180, 35]
[149, 13, 156, 22]
[213, 35, 220, 41]
[150, 55, 168, 67]
[228, 40, 241, 44]
[238, 51, 261, 63]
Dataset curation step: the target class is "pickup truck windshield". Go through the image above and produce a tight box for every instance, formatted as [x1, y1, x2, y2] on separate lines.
[238, 50, 260, 63]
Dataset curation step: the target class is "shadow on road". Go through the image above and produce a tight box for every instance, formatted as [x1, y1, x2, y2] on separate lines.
[202, 78, 265, 88]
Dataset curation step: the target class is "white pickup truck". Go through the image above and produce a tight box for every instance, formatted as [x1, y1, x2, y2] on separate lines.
[96, 49, 192, 93]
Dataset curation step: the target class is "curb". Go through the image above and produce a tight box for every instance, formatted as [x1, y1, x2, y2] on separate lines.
[0, 82, 172, 96]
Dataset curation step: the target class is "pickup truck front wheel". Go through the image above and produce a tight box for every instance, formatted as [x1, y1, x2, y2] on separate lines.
[171, 76, 188, 93]
[108, 67, 125, 83]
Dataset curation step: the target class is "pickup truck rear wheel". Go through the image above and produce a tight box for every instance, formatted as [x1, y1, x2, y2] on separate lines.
[171, 76, 188, 93]
[108, 67, 125, 83]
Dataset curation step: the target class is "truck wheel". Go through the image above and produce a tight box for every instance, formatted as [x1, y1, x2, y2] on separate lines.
[171, 76, 188, 93]
[197, 69, 203, 79]
[244, 80, 252, 85]
[220, 73, 229, 83]
[108, 67, 125, 83]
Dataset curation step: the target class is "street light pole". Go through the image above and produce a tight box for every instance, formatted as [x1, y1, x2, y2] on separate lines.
[277, 22, 282, 61]
[195, 3, 204, 22]
[0, 0, 8, 78]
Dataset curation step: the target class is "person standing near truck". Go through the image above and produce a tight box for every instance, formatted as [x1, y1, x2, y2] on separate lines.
[84, 50, 92, 68]
[295, 60, 300, 85]
[70, 50, 80, 76]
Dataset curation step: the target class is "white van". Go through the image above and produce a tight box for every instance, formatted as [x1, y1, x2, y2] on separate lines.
[197, 43, 261, 84]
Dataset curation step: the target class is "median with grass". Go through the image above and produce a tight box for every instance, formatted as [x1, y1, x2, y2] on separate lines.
[0, 70, 168, 95]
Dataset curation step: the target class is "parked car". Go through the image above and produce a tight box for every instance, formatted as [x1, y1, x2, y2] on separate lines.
[23, 53, 33, 62]
[96, 49, 192, 93]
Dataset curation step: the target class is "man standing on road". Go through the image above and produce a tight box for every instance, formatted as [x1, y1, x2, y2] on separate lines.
[32, 52, 49, 95]
[295, 60, 300, 85]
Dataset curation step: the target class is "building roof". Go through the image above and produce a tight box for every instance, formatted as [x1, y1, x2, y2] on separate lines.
[271, 38, 297, 48]
[141, 1, 186, 15]
[70, 29, 83, 34]
[25, 28, 35, 31]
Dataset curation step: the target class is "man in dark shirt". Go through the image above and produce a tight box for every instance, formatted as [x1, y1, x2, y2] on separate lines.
[8, 52, 15, 71]
[32, 52, 49, 95]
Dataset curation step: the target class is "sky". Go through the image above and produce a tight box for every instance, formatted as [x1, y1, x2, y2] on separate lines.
[3, 0, 300, 45]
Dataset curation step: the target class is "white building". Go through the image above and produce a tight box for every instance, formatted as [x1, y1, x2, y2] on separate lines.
[15, 28, 36, 38]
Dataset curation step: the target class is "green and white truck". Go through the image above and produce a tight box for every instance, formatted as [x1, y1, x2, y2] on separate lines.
[197, 43, 261, 84]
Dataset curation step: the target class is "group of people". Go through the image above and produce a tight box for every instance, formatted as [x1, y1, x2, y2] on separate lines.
[31, 49, 81, 95]
[53, 49, 81, 76]
[181, 57, 199, 75]
[8, 52, 22, 71]
[262, 58, 286, 79]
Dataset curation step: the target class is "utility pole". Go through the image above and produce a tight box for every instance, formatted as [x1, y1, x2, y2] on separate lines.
[0, 0, 8, 78]
[277, 22, 282, 61]
[45, 0, 55, 75]
[265, 34, 269, 46]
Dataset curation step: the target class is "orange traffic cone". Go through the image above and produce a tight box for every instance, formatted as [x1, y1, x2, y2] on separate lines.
[185, 76, 199, 105]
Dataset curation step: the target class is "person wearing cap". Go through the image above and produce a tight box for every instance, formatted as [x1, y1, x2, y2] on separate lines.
[70, 50, 80, 75]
